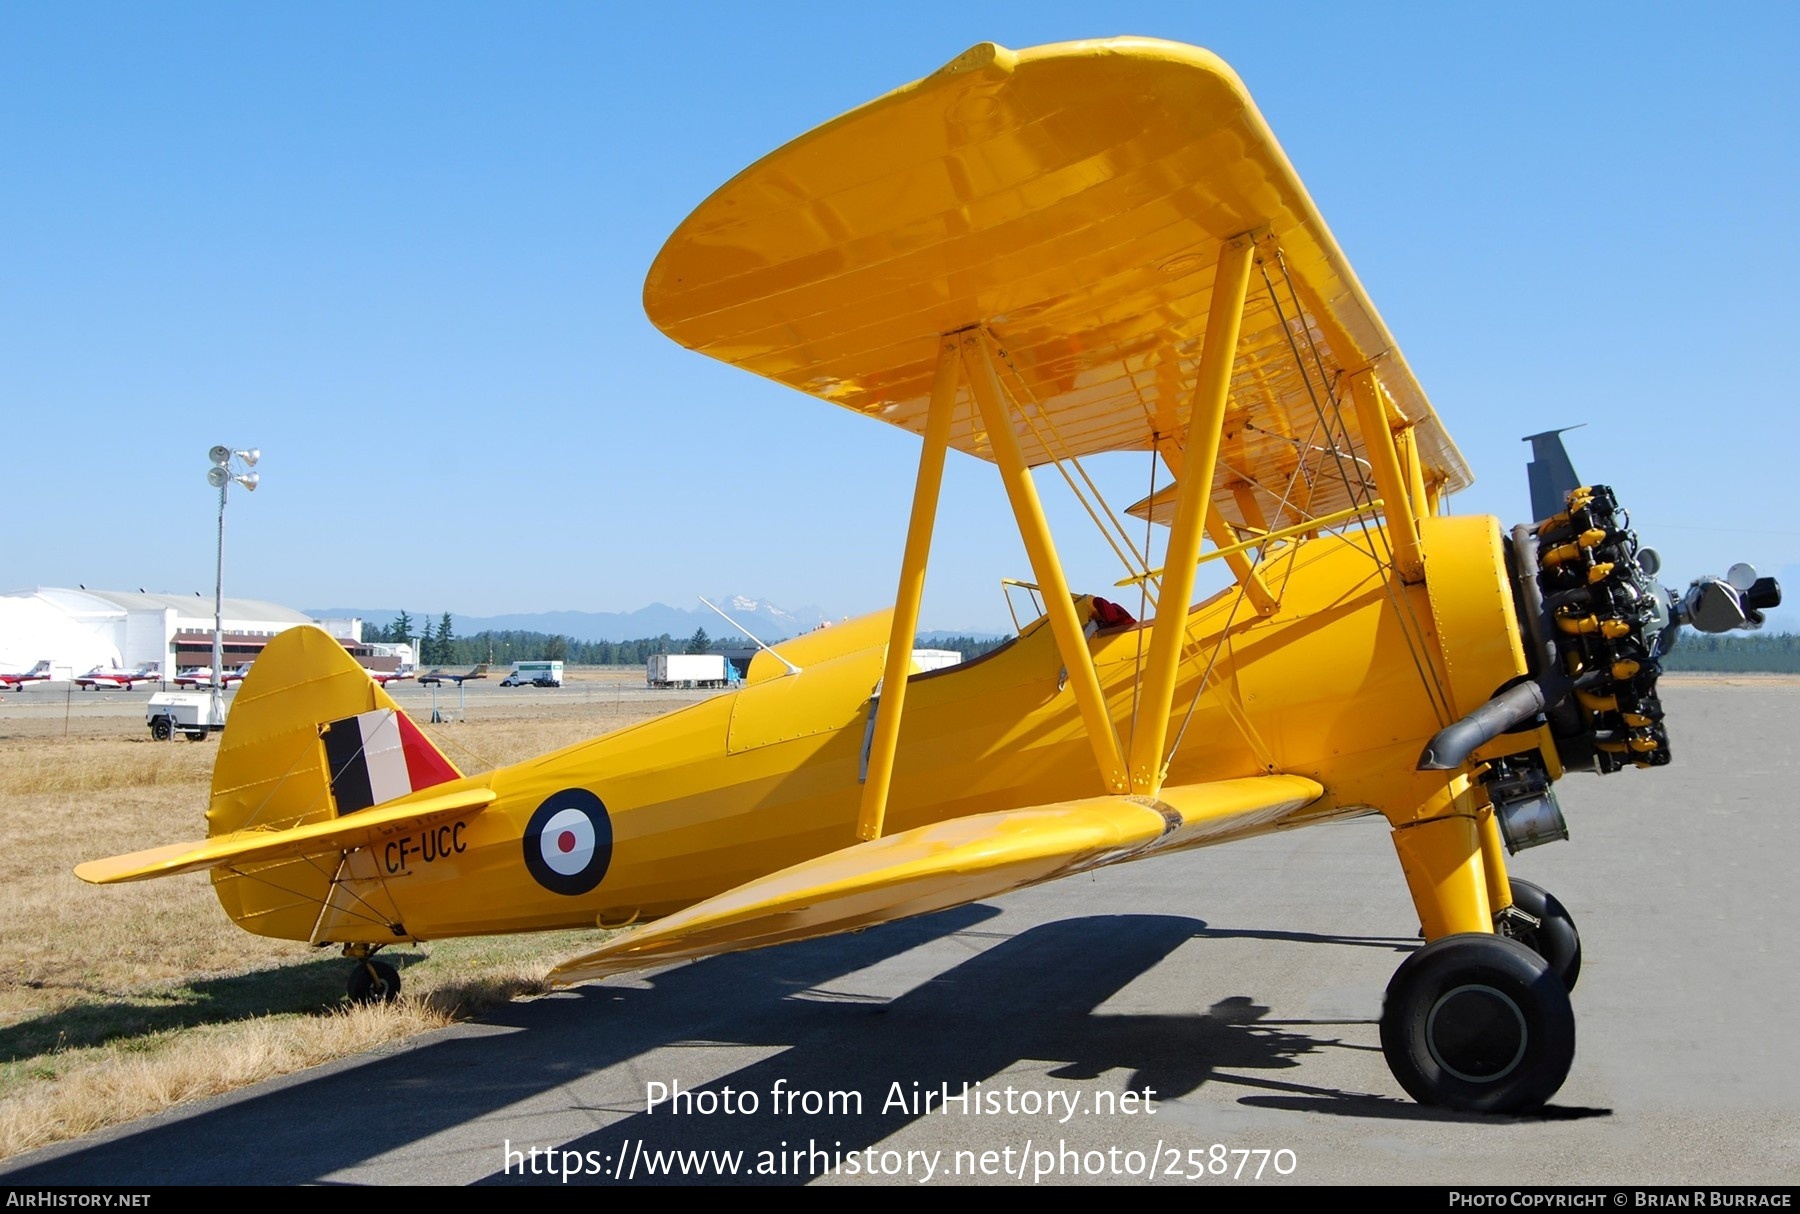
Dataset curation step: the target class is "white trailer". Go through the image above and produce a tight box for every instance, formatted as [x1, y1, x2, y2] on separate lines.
[146, 692, 226, 741]
[646, 653, 729, 688]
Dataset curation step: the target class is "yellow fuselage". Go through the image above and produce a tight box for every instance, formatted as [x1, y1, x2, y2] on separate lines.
[220, 515, 1538, 947]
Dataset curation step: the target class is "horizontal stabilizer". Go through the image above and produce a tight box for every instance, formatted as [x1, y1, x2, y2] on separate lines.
[550, 775, 1321, 984]
[74, 786, 494, 885]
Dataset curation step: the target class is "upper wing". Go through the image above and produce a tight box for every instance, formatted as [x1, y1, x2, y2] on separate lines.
[550, 775, 1321, 984]
[643, 37, 1470, 536]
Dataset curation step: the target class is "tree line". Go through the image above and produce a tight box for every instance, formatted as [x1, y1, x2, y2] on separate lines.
[1657, 632, 1800, 674]
[360, 613, 1798, 673]
[362, 611, 468, 665]
[362, 614, 1011, 668]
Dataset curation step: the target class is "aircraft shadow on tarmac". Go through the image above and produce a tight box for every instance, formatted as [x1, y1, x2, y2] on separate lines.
[0, 958, 357, 1062]
[1, 909, 1604, 1185]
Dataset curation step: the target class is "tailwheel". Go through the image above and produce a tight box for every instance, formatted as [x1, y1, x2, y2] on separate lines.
[1498, 878, 1582, 991]
[347, 958, 401, 1005]
[1380, 933, 1574, 1113]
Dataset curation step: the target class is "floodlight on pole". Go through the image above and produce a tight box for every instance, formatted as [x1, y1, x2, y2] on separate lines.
[206, 445, 262, 724]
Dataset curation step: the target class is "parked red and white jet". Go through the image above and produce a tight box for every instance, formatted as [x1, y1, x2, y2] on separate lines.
[172, 662, 254, 689]
[0, 661, 54, 691]
[74, 663, 162, 691]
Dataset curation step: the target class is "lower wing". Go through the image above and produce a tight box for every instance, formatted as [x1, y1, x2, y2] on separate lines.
[551, 774, 1323, 984]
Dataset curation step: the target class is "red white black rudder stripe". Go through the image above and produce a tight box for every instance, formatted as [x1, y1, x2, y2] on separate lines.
[321, 709, 460, 814]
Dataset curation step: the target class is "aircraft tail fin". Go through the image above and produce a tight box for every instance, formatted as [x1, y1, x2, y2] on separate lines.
[200, 626, 466, 939]
[1523, 426, 1584, 523]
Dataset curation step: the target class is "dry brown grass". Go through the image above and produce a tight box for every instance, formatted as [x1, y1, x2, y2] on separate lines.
[0, 737, 215, 796]
[0, 674, 696, 1161]
[0, 1000, 453, 1159]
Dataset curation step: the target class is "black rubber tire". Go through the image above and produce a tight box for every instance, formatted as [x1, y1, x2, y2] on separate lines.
[1380, 933, 1575, 1113]
[149, 716, 173, 741]
[347, 959, 401, 1005]
[1503, 878, 1582, 991]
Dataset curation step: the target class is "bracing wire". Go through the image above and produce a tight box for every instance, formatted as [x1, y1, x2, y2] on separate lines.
[219, 857, 399, 932]
[1129, 441, 1159, 760]
[220, 703, 464, 930]
[234, 735, 331, 833]
[1270, 250, 1453, 730]
[986, 336, 1158, 597]
[1258, 248, 1454, 726]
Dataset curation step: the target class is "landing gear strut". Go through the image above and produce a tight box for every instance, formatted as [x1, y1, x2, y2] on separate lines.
[343, 945, 401, 1004]
[1380, 933, 1574, 1114]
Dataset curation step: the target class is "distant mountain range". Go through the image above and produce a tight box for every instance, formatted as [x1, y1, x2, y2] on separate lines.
[306, 596, 1002, 644]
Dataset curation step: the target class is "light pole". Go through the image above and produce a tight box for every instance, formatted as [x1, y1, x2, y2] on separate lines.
[206, 445, 260, 724]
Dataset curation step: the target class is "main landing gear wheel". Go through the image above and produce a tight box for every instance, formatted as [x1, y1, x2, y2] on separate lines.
[1380, 933, 1574, 1114]
[1500, 878, 1582, 992]
[347, 959, 401, 1005]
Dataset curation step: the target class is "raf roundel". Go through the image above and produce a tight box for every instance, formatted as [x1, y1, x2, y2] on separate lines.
[523, 789, 613, 896]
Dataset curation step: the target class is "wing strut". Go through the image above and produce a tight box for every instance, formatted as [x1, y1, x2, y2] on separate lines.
[856, 334, 962, 841]
[1349, 371, 1426, 584]
[964, 329, 1131, 795]
[1397, 425, 1432, 520]
[1152, 448, 1281, 608]
[1152, 441, 1277, 616]
[1129, 234, 1256, 795]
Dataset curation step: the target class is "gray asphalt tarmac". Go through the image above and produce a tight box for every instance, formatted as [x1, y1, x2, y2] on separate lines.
[4, 679, 1795, 1186]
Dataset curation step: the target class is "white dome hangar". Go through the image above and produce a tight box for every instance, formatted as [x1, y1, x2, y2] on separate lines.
[0, 587, 344, 678]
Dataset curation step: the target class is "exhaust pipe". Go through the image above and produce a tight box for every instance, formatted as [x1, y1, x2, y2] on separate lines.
[1418, 677, 1570, 772]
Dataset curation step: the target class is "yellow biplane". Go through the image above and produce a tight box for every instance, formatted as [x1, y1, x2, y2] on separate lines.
[79, 37, 1778, 1113]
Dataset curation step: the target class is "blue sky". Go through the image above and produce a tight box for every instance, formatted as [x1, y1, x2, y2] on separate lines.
[3, 3, 1795, 634]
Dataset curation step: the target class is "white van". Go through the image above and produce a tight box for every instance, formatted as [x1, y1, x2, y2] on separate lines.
[501, 661, 563, 688]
